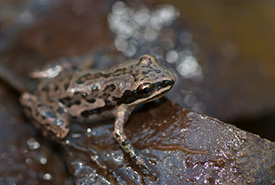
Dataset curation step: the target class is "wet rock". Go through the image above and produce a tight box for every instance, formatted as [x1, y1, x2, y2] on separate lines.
[63, 100, 275, 184]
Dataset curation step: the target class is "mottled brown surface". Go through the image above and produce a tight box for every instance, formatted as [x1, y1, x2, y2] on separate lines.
[0, 0, 274, 184]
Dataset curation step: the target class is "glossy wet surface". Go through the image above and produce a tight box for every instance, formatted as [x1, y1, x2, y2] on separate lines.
[65, 100, 275, 184]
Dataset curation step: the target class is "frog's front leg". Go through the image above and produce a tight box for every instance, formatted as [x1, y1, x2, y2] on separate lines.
[20, 92, 70, 139]
[113, 105, 153, 176]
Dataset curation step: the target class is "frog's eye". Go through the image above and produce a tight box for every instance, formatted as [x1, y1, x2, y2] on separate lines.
[136, 82, 154, 97]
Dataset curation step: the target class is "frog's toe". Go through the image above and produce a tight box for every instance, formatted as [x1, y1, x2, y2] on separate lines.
[138, 163, 157, 180]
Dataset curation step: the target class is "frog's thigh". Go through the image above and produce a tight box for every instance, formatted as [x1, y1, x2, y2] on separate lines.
[20, 92, 69, 139]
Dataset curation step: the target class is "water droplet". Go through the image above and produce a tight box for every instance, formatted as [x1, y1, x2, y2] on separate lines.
[78, 162, 84, 168]
[1, 152, 8, 159]
[27, 138, 40, 150]
[43, 173, 53, 181]
[87, 128, 92, 133]
[72, 133, 81, 139]
[40, 157, 47, 164]
[25, 158, 32, 165]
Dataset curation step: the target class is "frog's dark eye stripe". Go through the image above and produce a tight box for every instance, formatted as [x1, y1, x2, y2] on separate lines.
[155, 80, 175, 90]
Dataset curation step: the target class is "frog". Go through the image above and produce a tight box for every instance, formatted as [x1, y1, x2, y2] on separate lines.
[20, 54, 175, 176]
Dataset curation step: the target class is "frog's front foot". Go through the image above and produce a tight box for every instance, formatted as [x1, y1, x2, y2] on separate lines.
[113, 130, 156, 178]
[133, 153, 157, 179]
[20, 92, 70, 139]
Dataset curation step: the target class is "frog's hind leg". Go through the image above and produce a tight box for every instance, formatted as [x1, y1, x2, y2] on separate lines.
[30, 55, 94, 79]
[113, 105, 155, 177]
[20, 92, 70, 139]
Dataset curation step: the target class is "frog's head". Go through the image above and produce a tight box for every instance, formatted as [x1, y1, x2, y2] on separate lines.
[126, 55, 175, 106]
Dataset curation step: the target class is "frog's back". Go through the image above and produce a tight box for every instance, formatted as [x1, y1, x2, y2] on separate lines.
[35, 69, 109, 99]
[34, 68, 133, 121]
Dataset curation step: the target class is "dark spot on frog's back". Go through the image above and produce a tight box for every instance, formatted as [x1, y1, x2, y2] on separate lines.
[60, 96, 81, 107]
[71, 65, 78, 71]
[154, 69, 161, 74]
[42, 86, 49, 92]
[74, 100, 81, 105]
[104, 84, 116, 92]
[76, 73, 94, 84]
[60, 97, 72, 107]
[80, 99, 115, 118]
[85, 96, 96, 103]
[63, 76, 72, 90]
[54, 85, 59, 91]
[77, 73, 108, 84]
[142, 70, 151, 75]
[113, 68, 127, 75]
[91, 85, 99, 91]
[64, 82, 69, 90]
[113, 90, 137, 104]
[80, 105, 114, 118]
[57, 107, 64, 115]
[105, 99, 113, 106]
[103, 93, 110, 98]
